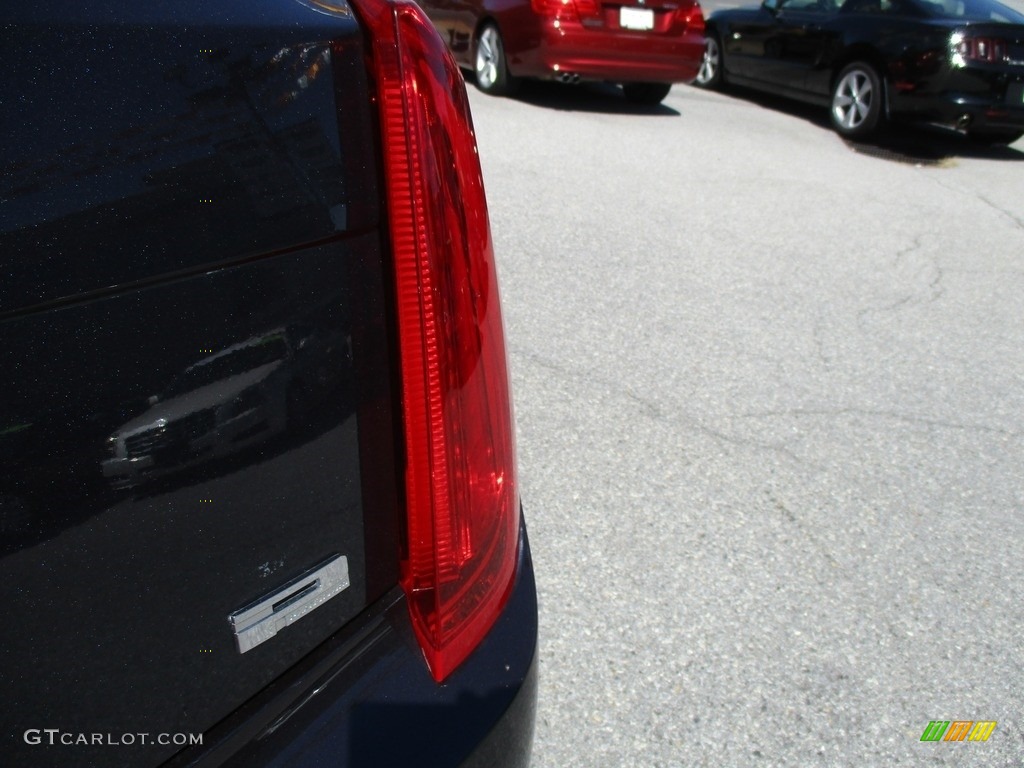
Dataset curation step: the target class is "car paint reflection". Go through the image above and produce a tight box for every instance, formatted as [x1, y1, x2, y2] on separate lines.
[102, 304, 353, 490]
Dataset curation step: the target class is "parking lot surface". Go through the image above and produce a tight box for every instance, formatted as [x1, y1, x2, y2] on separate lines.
[468, 78, 1024, 767]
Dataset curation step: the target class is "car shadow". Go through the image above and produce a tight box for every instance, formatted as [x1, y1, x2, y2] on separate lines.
[467, 75, 682, 116]
[694, 83, 1024, 164]
[847, 123, 1024, 164]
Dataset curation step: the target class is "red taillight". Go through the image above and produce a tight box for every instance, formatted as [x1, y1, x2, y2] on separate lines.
[531, 0, 565, 14]
[349, 0, 519, 681]
[683, 3, 705, 33]
[531, 0, 598, 21]
[955, 35, 1006, 63]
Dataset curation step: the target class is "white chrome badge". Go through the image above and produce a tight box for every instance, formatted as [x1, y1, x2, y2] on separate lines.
[229, 554, 349, 654]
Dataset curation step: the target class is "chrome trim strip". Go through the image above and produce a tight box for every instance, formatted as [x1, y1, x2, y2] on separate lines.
[229, 554, 350, 654]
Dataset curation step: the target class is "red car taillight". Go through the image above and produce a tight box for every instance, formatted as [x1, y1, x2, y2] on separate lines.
[955, 35, 1006, 63]
[680, 2, 705, 33]
[531, 0, 599, 21]
[349, 0, 520, 682]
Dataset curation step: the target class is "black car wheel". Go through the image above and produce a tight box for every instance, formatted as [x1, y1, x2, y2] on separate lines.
[622, 82, 672, 105]
[830, 62, 884, 140]
[475, 24, 517, 96]
[694, 35, 723, 89]
[967, 129, 1023, 146]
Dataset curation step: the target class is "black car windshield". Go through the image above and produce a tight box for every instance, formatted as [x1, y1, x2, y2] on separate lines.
[910, 0, 1024, 21]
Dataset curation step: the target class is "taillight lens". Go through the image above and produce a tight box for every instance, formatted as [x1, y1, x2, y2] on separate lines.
[531, 0, 598, 21]
[349, 0, 519, 681]
[953, 34, 1006, 63]
[681, 2, 705, 32]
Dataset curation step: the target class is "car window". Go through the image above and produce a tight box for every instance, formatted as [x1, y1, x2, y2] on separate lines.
[780, 0, 836, 11]
[839, 0, 922, 14]
[909, 0, 1024, 20]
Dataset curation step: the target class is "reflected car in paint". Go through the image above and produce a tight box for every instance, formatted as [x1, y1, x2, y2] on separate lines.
[101, 332, 293, 489]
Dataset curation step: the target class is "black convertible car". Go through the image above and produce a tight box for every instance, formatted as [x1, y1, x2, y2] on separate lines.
[695, 0, 1024, 143]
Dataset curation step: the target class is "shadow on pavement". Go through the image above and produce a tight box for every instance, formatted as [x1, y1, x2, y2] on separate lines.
[691, 82, 1024, 165]
[845, 123, 1024, 165]
[467, 75, 683, 116]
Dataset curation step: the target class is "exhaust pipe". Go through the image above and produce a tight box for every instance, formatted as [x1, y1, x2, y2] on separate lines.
[956, 113, 972, 130]
[557, 72, 580, 84]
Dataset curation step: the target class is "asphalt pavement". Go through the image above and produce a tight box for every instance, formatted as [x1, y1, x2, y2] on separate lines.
[466, 75, 1024, 767]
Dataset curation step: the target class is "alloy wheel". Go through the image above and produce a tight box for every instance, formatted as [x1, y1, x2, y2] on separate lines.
[832, 70, 874, 131]
[696, 37, 720, 87]
[475, 27, 501, 91]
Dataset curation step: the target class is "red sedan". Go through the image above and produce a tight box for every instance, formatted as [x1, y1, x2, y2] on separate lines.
[421, 0, 707, 103]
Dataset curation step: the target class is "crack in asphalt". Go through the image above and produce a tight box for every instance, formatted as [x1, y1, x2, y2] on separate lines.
[511, 346, 665, 422]
[511, 346, 823, 468]
[738, 407, 1021, 439]
[855, 235, 944, 331]
[977, 193, 1024, 232]
[925, 173, 1024, 234]
[811, 316, 834, 370]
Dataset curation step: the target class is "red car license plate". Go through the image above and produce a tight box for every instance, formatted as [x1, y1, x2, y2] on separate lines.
[620, 6, 654, 29]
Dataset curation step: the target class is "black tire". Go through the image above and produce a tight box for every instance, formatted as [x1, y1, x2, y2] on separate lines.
[830, 62, 884, 140]
[694, 34, 723, 90]
[474, 24, 517, 96]
[967, 129, 1023, 146]
[622, 82, 672, 105]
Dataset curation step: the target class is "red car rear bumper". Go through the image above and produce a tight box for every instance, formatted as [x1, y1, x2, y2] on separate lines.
[507, 18, 703, 83]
